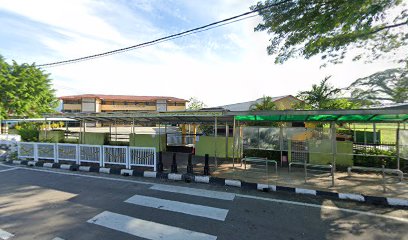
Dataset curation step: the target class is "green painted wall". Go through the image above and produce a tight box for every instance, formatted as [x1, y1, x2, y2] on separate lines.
[129, 134, 165, 152]
[39, 130, 65, 143]
[309, 140, 353, 167]
[79, 132, 108, 145]
[195, 136, 237, 157]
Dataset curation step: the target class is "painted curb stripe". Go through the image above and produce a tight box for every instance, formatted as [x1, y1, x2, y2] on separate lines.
[364, 196, 388, 205]
[99, 168, 111, 174]
[338, 193, 365, 202]
[79, 166, 91, 172]
[241, 181, 257, 189]
[143, 171, 157, 178]
[43, 163, 54, 168]
[150, 185, 235, 201]
[209, 177, 225, 186]
[225, 179, 241, 187]
[316, 190, 339, 198]
[60, 164, 72, 170]
[87, 211, 217, 240]
[194, 176, 210, 183]
[28, 161, 36, 166]
[121, 169, 133, 176]
[387, 198, 408, 207]
[295, 188, 317, 195]
[6, 161, 408, 208]
[276, 186, 295, 192]
[125, 195, 229, 221]
[168, 173, 182, 181]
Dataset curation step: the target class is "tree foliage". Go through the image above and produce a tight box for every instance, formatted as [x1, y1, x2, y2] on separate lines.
[250, 96, 277, 111]
[251, 0, 408, 64]
[0, 55, 58, 119]
[187, 97, 206, 110]
[296, 76, 360, 109]
[348, 66, 408, 103]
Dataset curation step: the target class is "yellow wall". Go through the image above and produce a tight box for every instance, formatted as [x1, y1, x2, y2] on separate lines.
[101, 105, 156, 111]
[63, 104, 81, 110]
[274, 97, 300, 110]
[167, 106, 186, 111]
[96, 99, 102, 112]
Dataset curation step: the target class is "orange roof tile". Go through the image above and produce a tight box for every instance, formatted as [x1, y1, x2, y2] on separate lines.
[59, 94, 188, 102]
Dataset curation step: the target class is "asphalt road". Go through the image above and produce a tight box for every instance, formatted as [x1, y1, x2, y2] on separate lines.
[0, 164, 407, 240]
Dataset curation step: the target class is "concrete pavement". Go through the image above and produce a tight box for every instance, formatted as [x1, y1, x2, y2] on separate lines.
[0, 164, 407, 240]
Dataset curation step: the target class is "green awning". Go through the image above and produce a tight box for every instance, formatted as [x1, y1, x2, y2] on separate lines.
[235, 113, 408, 123]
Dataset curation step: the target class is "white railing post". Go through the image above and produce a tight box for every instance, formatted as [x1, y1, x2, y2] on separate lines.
[17, 142, 21, 160]
[54, 143, 58, 163]
[100, 145, 104, 167]
[126, 146, 130, 169]
[154, 149, 157, 172]
[34, 143, 38, 162]
[76, 144, 79, 164]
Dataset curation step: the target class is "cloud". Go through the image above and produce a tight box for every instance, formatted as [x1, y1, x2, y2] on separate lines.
[0, 0, 403, 107]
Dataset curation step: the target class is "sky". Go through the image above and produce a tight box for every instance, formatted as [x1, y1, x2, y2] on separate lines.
[0, 0, 405, 107]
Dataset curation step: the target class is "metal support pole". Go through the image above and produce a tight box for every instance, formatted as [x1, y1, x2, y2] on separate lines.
[214, 117, 218, 168]
[83, 118, 86, 144]
[109, 124, 112, 143]
[232, 117, 236, 168]
[373, 123, 377, 145]
[331, 122, 336, 187]
[131, 118, 135, 134]
[396, 123, 400, 170]
[115, 120, 117, 144]
[44, 117, 48, 140]
[280, 126, 283, 167]
[78, 119, 82, 144]
[225, 122, 229, 161]
[158, 122, 161, 152]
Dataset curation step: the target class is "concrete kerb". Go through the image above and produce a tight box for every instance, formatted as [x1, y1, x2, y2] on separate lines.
[4, 160, 408, 208]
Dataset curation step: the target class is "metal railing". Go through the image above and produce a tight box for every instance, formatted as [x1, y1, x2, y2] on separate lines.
[17, 142, 156, 170]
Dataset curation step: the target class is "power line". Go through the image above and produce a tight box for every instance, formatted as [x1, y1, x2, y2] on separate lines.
[38, 0, 290, 67]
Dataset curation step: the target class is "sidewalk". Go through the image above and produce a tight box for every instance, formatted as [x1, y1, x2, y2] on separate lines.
[159, 153, 408, 200]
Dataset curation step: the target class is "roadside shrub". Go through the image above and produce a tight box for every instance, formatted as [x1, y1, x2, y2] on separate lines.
[353, 148, 403, 169]
[15, 122, 40, 142]
[243, 149, 282, 162]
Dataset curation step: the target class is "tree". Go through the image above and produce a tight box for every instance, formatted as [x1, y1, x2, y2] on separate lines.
[251, 0, 408, 65]
[250, 96, 277, 110]
[348, 67, 408, 103]
[296, 76, 360, 109]
[187, 97, 206, 110]
[0, 55, 58, 119]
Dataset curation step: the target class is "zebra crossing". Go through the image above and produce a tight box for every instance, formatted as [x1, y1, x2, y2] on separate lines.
[0, 228, 14, 240]
[87, 185, 236, 240]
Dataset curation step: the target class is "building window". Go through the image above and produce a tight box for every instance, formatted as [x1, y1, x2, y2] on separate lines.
[64, 100, 80, 104]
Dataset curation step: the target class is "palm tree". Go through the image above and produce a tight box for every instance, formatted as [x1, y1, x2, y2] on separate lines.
[250, 96, 277, 111]
[296, 76, 342, 109]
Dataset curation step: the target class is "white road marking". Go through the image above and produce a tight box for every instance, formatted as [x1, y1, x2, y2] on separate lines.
[0, 228, 14, 240]
[52, 237, 65, 240]
[87, 211, 217, 240]
[150, 185, 235, 201]
[236, 194, 408, 224]
[0, 167, 18, 173]
[0, 164, 151, 186]
[125, 195, 228, 221]
[3, 163, 408, 223]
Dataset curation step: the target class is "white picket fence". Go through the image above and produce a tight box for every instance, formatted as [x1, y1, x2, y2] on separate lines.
[17, 142, 156, 170]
